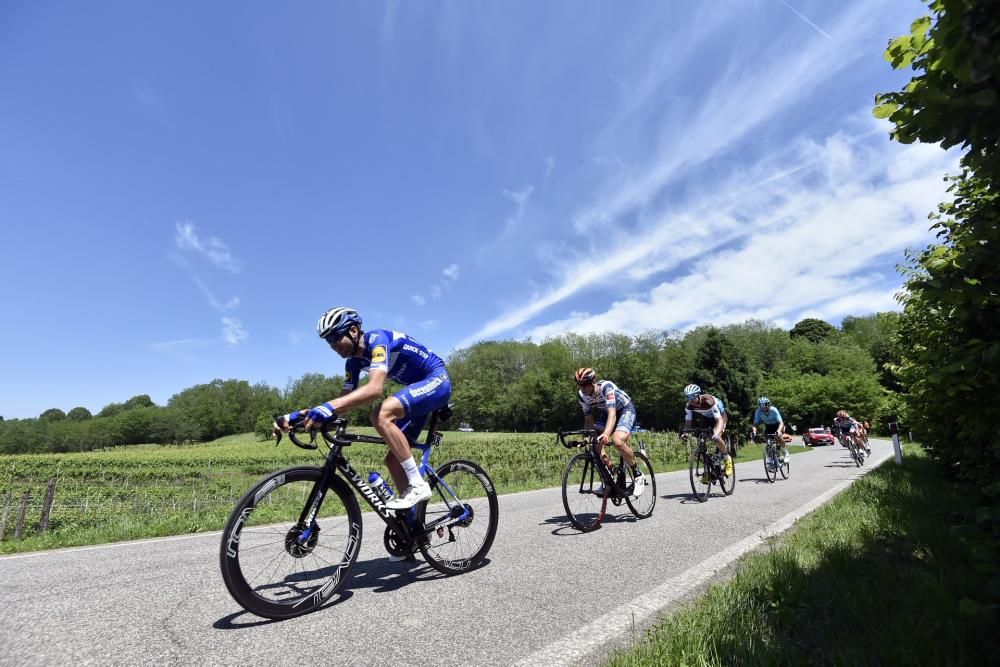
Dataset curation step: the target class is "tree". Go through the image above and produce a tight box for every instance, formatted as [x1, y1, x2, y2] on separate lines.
[789, 318, 836, 343]
[874, 3, 1000, 183]
[691, 329, 760, 425]
[842, 313, 903, 391]
[875, 0, 1000, 487]
[39, 408, 66, 422]
[123, 394, 156, 410]
[66, 406, 93, 421]
[875, 1, 1000, 618]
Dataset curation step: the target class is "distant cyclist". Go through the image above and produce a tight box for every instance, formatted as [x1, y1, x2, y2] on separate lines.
[833, 410, 868, 457]
[751, 396, 787, 465]
[681, 384, 733, 479]
[575, 367, 645, 498]
[273, 307, 451, 511]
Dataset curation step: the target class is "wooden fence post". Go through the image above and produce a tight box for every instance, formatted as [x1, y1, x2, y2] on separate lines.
[14, 491, 29, 539]
[0, 491, 11, 540]
[39, 478, 57, 534]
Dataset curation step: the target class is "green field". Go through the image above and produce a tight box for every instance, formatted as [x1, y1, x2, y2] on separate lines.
[0, 429, 808, 554]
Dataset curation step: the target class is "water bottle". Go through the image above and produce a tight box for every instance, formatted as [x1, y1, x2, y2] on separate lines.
[368, 471, 395, 501]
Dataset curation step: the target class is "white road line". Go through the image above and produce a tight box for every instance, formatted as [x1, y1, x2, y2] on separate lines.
[513, 451, 891, 666]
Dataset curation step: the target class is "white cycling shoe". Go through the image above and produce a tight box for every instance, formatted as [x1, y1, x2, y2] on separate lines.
[631, 473, 646, 498]
[385, 482, 432, 510]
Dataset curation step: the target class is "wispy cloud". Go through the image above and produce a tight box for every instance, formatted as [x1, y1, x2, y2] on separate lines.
[572, 2, 888, 238]
[163, 222, 247, 351]
[515, 135, 955, 341]
[778, 0, 833, 41]
[502, 185, 534, 224]
[152, 316, 249, 356]
[412, 264, 461, 305]
[174, 221, 241, 273]
[222, 317, 248, 345]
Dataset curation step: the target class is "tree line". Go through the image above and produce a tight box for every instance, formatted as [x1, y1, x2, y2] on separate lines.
[0, 314, 903, 455]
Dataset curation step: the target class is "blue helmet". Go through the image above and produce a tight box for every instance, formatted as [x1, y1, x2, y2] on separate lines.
[317, 307, 362, 340]
[758, 396, 771, 408]
[683, 384, 702, 399]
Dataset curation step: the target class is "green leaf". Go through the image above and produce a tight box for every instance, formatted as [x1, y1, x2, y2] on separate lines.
[910, 16, 931, 39]
[873, 102, 899, 119]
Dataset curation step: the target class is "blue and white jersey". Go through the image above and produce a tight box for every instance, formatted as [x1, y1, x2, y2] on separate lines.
[343, 329, 446, 390]
[578, 380, 633, 416]
[833, 415, 857, 433]
[685, 395, 725, 421]
[753, 406, 783, 426]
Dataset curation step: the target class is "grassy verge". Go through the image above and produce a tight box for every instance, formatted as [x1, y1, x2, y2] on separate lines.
[606, 444, 999, 666]
[0, 430, 805, 554]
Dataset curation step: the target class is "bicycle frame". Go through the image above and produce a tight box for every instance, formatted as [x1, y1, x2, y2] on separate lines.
[286, 410, 471, 549]
[557, 429, 630, 498]
[684, 428, 723, 482]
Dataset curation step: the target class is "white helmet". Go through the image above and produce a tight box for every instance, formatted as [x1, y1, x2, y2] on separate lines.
[316, 307, 362, 340]
[683, 384, 702, 399]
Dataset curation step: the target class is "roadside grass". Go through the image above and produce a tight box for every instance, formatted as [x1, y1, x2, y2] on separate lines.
[0, 429, 805, 554]
[606, 444, 1000, 666]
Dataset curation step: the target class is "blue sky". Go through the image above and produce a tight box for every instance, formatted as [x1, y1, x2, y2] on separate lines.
[0, 0, 956, 419]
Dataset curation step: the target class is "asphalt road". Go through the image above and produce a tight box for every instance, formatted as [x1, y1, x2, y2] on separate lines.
[0, 438, 895, 666]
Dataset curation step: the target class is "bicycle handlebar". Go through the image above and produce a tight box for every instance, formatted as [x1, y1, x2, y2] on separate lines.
[275, 417, 348, 450]
[555, 428, 601, 449]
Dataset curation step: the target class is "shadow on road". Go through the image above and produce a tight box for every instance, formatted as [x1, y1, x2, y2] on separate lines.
[213, 555, 494, 626]
[541, 511, 639, 535]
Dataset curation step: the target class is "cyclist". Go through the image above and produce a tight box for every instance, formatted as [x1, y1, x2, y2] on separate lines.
[833, 410, 868, 458]
[273, 307, 451, 511]
[751, 396, 787, 467]
[575, 367, 645, 497]
[681, 384, 733, 479]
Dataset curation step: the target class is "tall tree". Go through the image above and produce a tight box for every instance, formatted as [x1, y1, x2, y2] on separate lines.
[789, 318, 836, 343]
[691, 329, 760, 424]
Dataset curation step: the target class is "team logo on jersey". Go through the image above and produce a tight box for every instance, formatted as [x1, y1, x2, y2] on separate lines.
[371, 345, 387, 363]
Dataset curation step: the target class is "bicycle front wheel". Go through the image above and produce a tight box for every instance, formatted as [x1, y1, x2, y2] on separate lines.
[562, 452, 607, 531]
[219, 466, 362, 620]
[416, 459, 499, 575]
[689, 447, 710, 503]
[625, 452, 656, 519]
[763, 445, 777, 483]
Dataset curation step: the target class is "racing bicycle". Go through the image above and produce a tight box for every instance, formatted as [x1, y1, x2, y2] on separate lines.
[219, 405, 498, 619]
[838, 430, 865, 467]
[684, 428, 736, 502]
[557, 429, 656, 532]
[752, 432, 789, 483]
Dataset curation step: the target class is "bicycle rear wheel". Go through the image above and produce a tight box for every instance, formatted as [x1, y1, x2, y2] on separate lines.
[416, 459, 499, 575]
[625, 452, 656, 519]
[219, 466, 361, 620]
[763, 444, 777, 483]
[689, 447, 711, 503]
[562, 452, 607, 531]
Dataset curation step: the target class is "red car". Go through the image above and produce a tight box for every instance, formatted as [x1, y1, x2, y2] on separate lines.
[803, 427, 835, 446]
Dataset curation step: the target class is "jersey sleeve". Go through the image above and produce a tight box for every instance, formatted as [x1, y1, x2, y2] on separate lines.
[366, 330, 391, 374]
[578, 392, 591, 415]
[601, 381, 617, 411]
[343, 357, 364, 391]
[684, 404, 693, 420]
[772, 408, 783, 422]
[752, 408, 762, 425]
